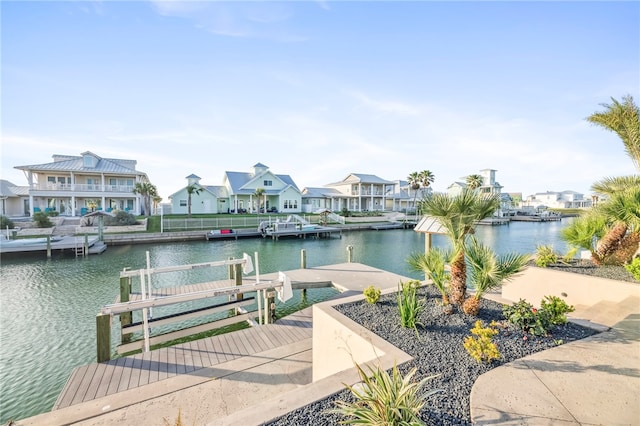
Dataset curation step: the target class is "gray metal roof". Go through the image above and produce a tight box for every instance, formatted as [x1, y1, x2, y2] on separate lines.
[225, 170, 300, 194]
[0, 180, 28, 197]
[302, 187, 344, 198]
[14, 153, 144, 176]
[326, 173, 394, 186]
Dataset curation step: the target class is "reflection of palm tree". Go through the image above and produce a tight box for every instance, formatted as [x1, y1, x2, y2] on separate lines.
[421, 189, 500, 305]
[465, 174, 484, 191]
[186, 184, 203, 218]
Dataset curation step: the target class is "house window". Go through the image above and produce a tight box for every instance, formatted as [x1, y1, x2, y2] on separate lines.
[263, 180, 272, 186]
[83, 155, 95, 167]
[294, 200, 298, 209]
[179, 200, 187, 207]
[284, 200, 289, 209]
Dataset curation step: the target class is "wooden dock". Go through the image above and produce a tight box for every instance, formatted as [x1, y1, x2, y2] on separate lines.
[0, 235, 106, 256]
[53, 308, 312, 410]
[264, 225, 342, 240]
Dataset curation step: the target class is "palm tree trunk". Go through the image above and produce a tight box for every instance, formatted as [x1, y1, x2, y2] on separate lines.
[450, 250, 467, 305]
[593, 221, 627, 265]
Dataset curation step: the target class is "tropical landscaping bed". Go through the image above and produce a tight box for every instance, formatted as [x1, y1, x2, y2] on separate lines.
[266, 284, 599, 426]
[544, 259, 637, 283]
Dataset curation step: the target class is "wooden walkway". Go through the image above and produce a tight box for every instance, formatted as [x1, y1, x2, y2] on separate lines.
[53, 308, 312, 410]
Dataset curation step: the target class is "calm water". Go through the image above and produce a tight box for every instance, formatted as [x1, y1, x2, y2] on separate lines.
[0, 219, 571, 422]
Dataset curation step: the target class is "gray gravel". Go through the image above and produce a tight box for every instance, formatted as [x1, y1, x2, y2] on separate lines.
[543, 259, 638, 283]
[266, 285, 599, 426]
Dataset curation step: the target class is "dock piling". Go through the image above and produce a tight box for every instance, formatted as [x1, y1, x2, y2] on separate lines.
[301, 249, 307, 269]
[96, 313, 111, 362]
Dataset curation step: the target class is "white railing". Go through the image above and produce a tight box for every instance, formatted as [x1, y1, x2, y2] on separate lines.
[36, 183, 135, 193]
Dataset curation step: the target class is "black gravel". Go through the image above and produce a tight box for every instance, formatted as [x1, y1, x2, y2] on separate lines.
[266, 285, 600, 426]
[543, 259, 638, 283]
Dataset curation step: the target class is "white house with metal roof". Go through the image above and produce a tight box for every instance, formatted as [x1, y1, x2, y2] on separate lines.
[222, 163, 302, 214]
[167, 174, 229, 214]
[321, 173, 395, 212]
[14, 151, 151, 216]
[524, 190, 591, 209]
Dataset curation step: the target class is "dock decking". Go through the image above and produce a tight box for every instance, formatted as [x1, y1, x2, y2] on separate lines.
[0, 235, 106, 255]
[53, 308, 312, 410]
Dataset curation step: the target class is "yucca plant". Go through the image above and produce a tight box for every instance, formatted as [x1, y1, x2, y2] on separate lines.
[407, 248, 452, 306]
[332, 362, 441, 425]
[463, 237, 530, 316]
[397, 280, 425, 331]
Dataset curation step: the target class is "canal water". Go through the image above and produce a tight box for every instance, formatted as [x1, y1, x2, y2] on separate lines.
[0, 219, 571, 422]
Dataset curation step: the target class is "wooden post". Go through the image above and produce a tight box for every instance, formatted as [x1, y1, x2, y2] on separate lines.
[425, 233, 432, 253]
[96, 313, 111, 362]
[300, 249, 307, 269]
[234, 263, 243, 302]
[46, 235, 51, 259]
[266, 290, 276, 324]
[120, 269, 132, 343]
[347, 245, 353, 263]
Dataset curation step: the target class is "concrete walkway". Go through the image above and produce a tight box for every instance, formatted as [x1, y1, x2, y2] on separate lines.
[471, 308, 640, 425]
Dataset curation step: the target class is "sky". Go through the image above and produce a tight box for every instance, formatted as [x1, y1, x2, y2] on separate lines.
[1, 1, 639, 200]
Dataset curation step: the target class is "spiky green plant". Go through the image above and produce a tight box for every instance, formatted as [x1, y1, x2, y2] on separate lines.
[463, 237, 529, 315]
[332, 362, 441, 425]
[407, 248, 451, 305]
[397, 280, 424, 332]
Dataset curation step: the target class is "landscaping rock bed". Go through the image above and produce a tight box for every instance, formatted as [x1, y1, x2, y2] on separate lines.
[543, 259, 637, 283]
[267, 285, 599, 426]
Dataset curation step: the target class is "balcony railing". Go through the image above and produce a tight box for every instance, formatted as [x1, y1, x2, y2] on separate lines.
[35, 183, 135, 193]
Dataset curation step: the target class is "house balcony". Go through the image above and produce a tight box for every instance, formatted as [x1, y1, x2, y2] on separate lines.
[33, 183, 135, 193]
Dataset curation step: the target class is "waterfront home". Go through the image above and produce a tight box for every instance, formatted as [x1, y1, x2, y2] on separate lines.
[0, 179, 29, 217]
[320, 173, 395, 212]
[13, 151, 152, 216]
[385, 179, 432, 212]
[223, 163, 302, 214]
[167, 174, 228, 214]
[524, 190, 592, 209]
[447, 168, 504, 197]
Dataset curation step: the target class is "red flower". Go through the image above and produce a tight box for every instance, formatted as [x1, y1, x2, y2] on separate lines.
[531, 308, 537, 314]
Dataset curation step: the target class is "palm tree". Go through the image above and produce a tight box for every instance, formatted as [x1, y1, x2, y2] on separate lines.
[407, 171, 421, 215]
[465, 174, 484, 191]
[132, 182, 157, 217]
[254, 188, 265, 213]
[407, 247, 451, 306]
[186, 184, 203, 218]
[463, 237, 529, 315]
[587, 94, 640, 170]
[420, 189, 501, 305]
[565, 95, 640, 265]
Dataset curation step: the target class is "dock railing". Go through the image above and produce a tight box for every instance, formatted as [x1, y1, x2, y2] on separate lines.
[96, 253, 284, 362]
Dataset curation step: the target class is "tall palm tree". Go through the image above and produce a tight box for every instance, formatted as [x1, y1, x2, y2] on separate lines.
[186, 184, 203, 218]
[575, 95, 640, 265]
[254, 188, 265, 213]
[587, 94, 640, 171]
[132, 182, 157, 217]
[421, 189, 500, 305]
[465, 174, 484, 191]
[407, 171, 421, 215]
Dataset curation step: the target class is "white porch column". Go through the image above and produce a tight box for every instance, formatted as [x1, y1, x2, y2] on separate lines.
[29, 194, 34, 216]
[71, 195, 76, 216]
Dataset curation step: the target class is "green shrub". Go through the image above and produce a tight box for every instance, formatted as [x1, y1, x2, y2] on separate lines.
[105, 211, 138, 226]
[540, 295, 575, 325]
[397, 280, 424, 331]
[363, 286, 381, 304]
[624, 257, 640, 281]
[463, 320, 501, 363]
[503, 299, 552, 336]
[32, 212, 53, 228]
[561, 246, 579, 263]
[332, 362, 440, 425]
[0, 215, 15, 229]
[47, 210, 59, 217]
[534, 244, 559, 267]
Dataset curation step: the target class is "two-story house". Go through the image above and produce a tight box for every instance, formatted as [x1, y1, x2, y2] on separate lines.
[321, 173, 395, 212]
[14, 151, 151, 216]
[524, 191, 591, 209]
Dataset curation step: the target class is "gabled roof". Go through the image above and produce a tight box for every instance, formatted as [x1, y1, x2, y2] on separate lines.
[225, 170, 300, 195]
[447, 181, 466, 189]
[185, 173, 201, 179]
[167, 183, 228, 200]
[0, 180, 28, 197]
[15, 153, 143, 175]
[301, 187, 344, 198]
[326, 173, 394, 186]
